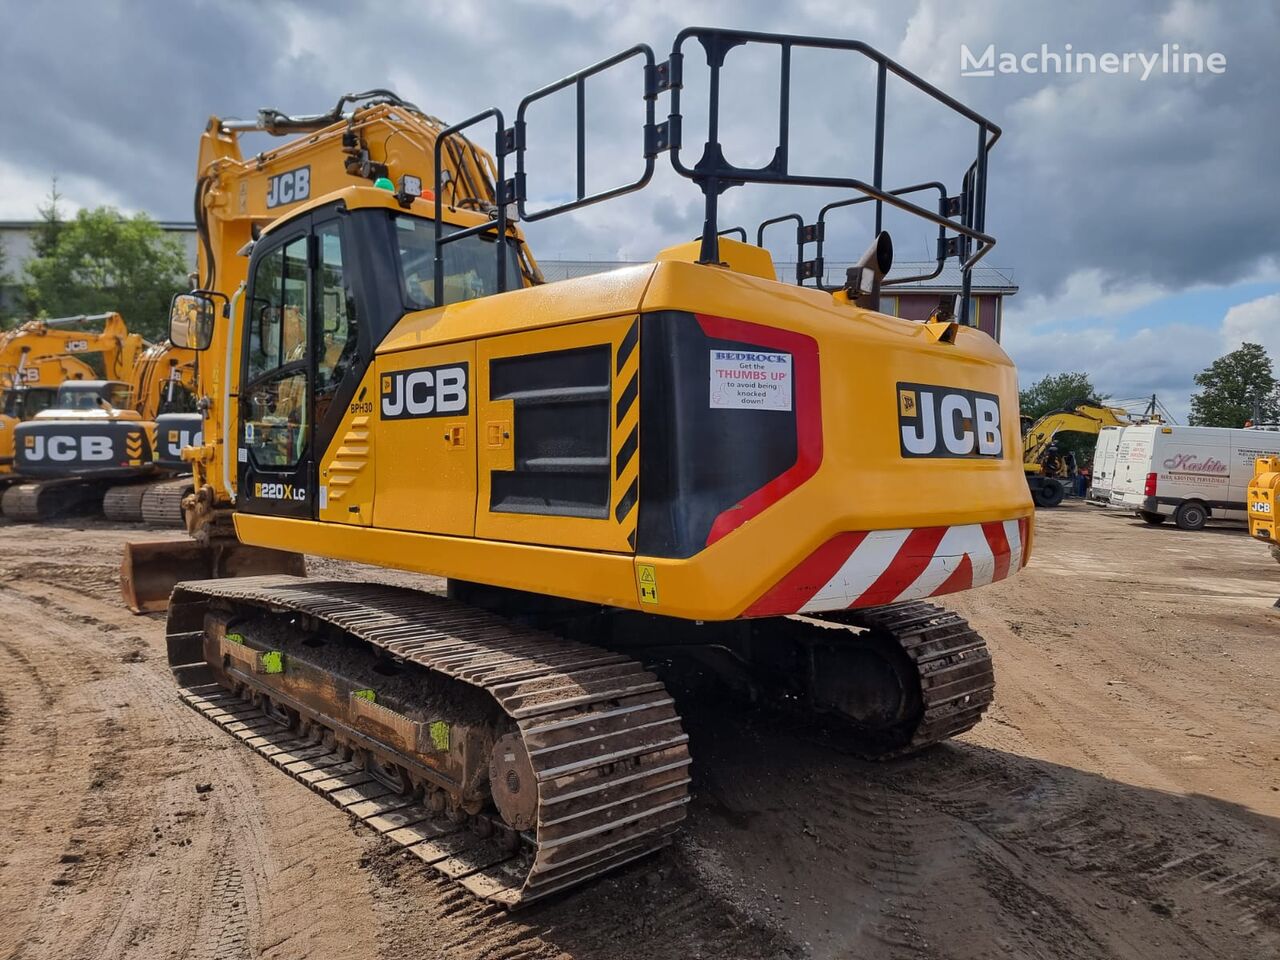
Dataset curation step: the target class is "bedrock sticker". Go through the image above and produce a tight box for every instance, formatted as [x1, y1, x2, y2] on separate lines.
[709, 350, 793, 411]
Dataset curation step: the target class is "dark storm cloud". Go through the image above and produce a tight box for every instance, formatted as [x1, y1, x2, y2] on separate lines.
[1, 0, 1276, 310]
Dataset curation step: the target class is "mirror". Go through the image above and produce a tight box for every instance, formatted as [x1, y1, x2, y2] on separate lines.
[169, 292, 216, 351]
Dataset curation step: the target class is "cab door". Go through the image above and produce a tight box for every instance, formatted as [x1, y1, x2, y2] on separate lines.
[238, 226, 315, 518]
[475, 315, 639, 553]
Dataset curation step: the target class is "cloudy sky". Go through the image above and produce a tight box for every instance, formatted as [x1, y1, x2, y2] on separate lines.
[1, 0, 1276, 419]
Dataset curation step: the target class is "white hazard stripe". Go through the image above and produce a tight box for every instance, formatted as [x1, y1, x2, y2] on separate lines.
[799, 529, 910, 613]
[1003, 518, 1024, 571]
[895, 523, 996, 603]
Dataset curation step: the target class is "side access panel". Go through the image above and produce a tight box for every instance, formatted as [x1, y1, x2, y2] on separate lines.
[474, 315, 639, 554]
[371, 342, 476, 536]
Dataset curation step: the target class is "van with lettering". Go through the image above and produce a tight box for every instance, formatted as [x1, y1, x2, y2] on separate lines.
[1087, 425, 1124, 505]
[1109, 424, 1280, 530]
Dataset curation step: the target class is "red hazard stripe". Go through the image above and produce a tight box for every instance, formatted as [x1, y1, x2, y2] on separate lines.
[933, 553, 974, 598]
[744, 531, 866, 618]
[983, 520, 1012, 582]
[852, 525, 948, 608]
[698, 313, 823, 547]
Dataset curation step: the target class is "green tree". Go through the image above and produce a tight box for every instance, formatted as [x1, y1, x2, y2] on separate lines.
[32, 178, 64, 259]
[0, 234, 12, 328]
[1018, 372, 1108, 467]
[1188, 342, 1279, 427]
[23, 207, 188, 341]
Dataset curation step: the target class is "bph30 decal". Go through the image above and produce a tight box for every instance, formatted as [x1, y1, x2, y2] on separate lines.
[898, 382, 1003, 458]
[266, 165, 311, 209]
[380, 363, 469, 420]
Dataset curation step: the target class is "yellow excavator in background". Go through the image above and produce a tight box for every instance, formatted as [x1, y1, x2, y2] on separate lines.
[4, 339, 198, 521]
[126, 29, 1031, 905]
[0, 313, 145, 483]
[1247, 456, 1279, 563]
[1021, 402, 1135, 507]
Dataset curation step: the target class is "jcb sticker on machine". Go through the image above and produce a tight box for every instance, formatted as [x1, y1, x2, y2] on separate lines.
[380, 362, 469, 420]
[709, 350, 793, 411]
[898, 382, 1003, 459]
[637, 563, 659, 604]
[266, 165, 311, 208]
[22, 435, 114, 461]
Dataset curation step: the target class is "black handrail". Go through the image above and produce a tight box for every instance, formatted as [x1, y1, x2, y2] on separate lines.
[430, 26, 1001, 325]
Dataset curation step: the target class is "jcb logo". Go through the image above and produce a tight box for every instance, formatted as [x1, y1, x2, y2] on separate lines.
[380, 363, 469, 420]
[24, 435, 113, 462]
[266, 165, 311, 209]
[165, 428, 203, 457]
[254, 482, 307, 501]
[898, 382, 1003, 459]
[66, 339, 89, 352]
[20, 368, 39, 383]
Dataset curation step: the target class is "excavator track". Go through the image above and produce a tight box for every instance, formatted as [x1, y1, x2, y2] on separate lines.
[140, 477, 193, 526]
[0, 479, 100, 522]
[167, 575, 691, 907]
[815, 601, 995, 757]
[103, 483, 149, 522]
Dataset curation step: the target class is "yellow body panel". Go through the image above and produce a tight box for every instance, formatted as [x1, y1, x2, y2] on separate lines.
[381, 264, 655, 353]
[235, 513, 641, 608]
[1247, 456, 1279, 545]
[371, 342, 477, 536]
[234, 249, 1033, 621]
[656, 238, 778, 282]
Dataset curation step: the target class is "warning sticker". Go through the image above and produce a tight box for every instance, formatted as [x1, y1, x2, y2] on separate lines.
[709, 350, 793, 411]
[637, 563, 659, 605]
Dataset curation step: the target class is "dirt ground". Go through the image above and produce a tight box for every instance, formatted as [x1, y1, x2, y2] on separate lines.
[0, 502, 1276, 960]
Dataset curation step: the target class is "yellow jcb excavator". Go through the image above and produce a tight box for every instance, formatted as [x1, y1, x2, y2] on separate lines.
[1247, 455, 1279, 563]
[4, 338, 198, 521]
[0, 312, 145, 484]
[124, 28, 1031, 905]
[1021, 402, 1134, 507]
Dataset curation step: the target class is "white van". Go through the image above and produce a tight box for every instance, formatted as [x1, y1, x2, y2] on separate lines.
[1087, 425, 1124, 504]
[1110, 424, 1280, 529]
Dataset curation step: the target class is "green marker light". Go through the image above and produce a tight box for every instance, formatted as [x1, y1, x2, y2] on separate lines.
[373, 177, 395, 191]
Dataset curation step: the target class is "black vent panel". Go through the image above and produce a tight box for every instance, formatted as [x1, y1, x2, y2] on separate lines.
[490, 345, 611, 518]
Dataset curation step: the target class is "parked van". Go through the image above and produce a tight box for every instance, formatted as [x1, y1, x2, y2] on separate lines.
[1087, 425, 1124, 505]
[1110, 424, 1280, 529]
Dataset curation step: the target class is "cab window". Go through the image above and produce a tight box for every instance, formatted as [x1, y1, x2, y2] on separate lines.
[244, 235, 310, 469]
[393, 214, 522, 310]
[315, 221, 359, 423]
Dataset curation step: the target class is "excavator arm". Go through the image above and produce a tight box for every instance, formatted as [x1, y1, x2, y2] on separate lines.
[1022, 403, 1132, 471]
[0, 312, 143, 387]
[124, 93, 534, 610]
[1020, 403, 1133, 508]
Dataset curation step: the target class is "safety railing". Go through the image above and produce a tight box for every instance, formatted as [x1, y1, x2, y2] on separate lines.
[429, 26, 1001, 325]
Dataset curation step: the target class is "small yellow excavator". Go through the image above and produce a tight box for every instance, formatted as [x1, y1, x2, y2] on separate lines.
[1021, 402, 1134, 507]
[0, 313, 145, 484]
[4, 339, 198, 521]
[125, 28, 1031, 905]
[1247, 456, 1279, 563]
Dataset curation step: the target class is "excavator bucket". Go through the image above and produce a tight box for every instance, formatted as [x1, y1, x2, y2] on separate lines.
[121, 538, 306, 614]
